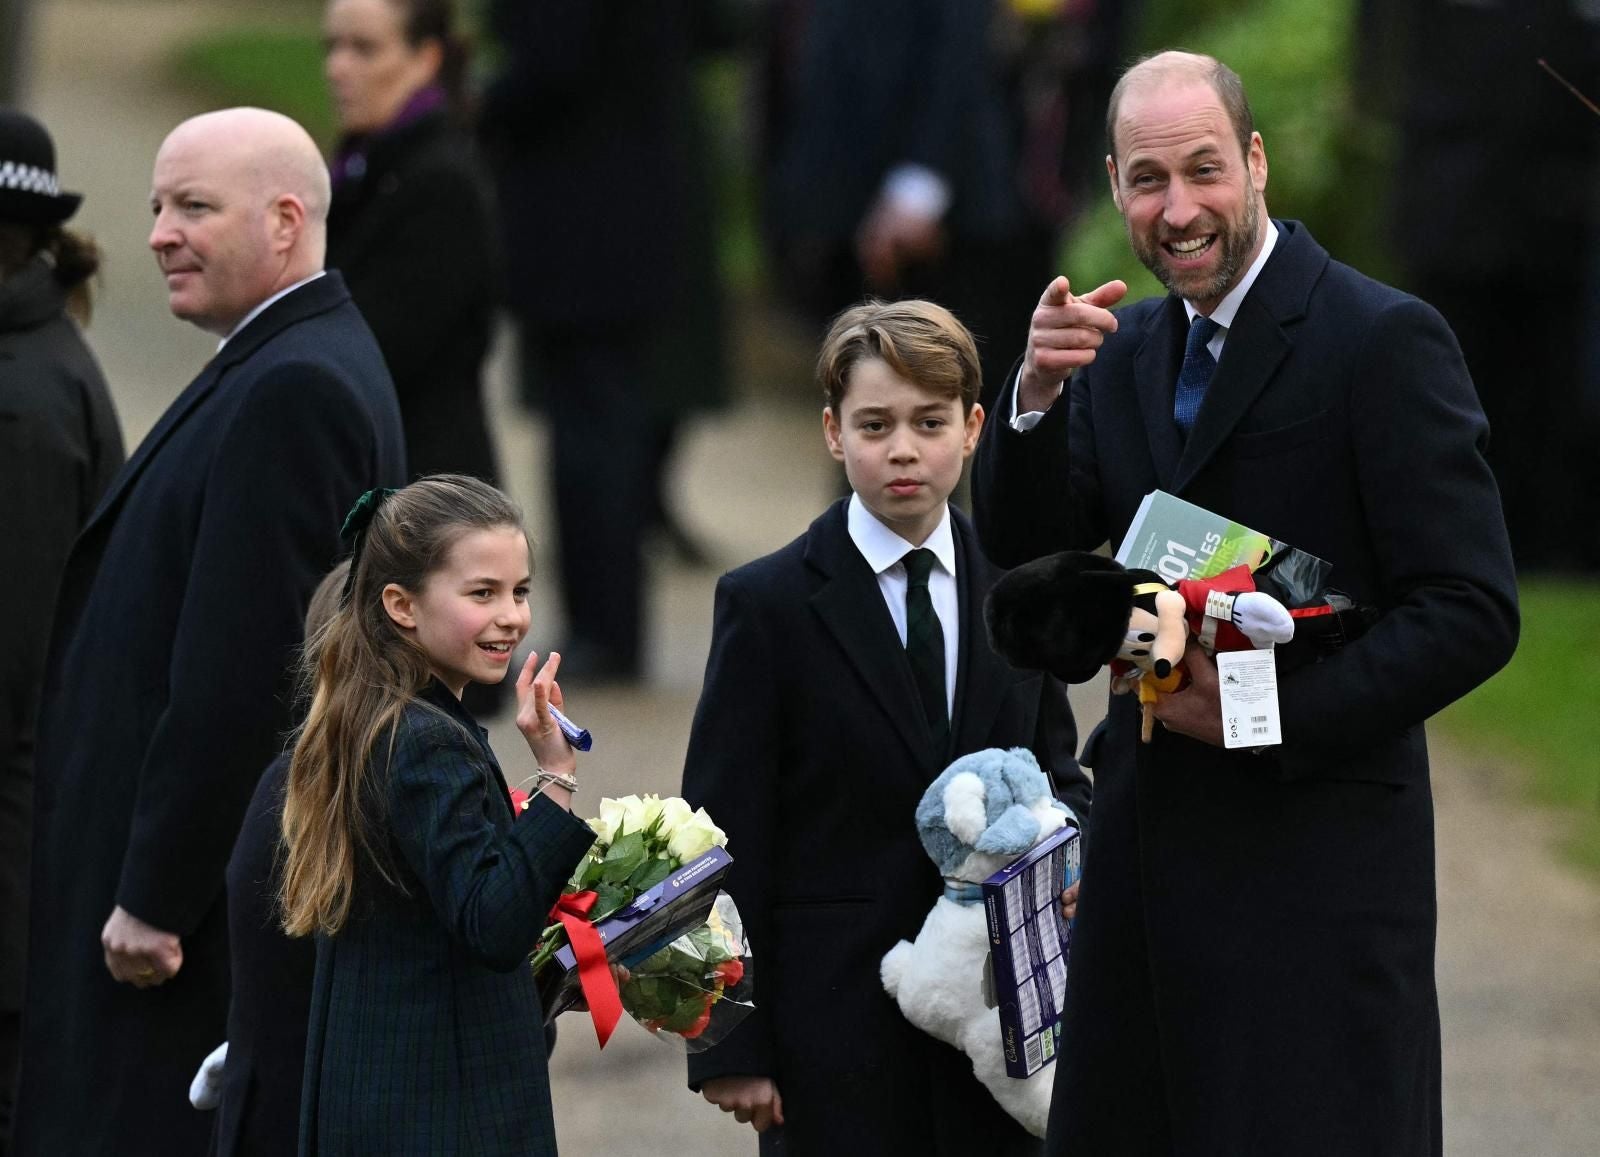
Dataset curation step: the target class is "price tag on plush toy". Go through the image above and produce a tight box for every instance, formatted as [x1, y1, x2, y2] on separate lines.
[1216, 648, 1282, 749]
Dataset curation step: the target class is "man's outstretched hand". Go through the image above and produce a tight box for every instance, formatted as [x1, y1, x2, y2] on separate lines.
[1017, 275, 1127, 414]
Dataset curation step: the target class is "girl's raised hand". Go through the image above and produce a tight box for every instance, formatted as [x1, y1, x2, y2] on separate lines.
[515, 651, 577, 775]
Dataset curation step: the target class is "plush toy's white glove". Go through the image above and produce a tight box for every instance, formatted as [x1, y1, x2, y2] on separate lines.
[1231, 591, 1295, 647]
[189, 1041, 228, 1110]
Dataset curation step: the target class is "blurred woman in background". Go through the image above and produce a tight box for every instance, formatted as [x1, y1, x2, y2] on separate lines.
[323, 0, 500, 490]
[325, 0, 507, 715]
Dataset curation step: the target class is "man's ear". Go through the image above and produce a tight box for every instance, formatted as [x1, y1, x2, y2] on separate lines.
[268, 193, 308, 255]
[382, 583, 417, 630]
[1106, 155, 1122, 213]
[822, 407, 845, 462]
[1248, 131, 1268, 196]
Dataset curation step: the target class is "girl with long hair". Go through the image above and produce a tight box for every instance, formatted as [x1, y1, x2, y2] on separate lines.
[282, 474, 595, 1154]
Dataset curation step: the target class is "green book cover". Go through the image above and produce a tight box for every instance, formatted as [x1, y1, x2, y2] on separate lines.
[1113, 490, 1286, 583]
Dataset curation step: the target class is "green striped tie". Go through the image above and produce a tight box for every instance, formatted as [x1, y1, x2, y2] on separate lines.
[902, 548, 949, 752]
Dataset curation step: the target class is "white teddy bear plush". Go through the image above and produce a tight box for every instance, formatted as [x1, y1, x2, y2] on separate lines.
[880, 747, 1077, 1138]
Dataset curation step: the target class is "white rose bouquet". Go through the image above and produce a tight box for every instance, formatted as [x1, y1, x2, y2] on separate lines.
[530, 794, 752, 1048]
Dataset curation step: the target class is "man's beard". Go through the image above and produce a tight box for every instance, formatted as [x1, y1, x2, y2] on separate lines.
[1131, 193, 1260, 305]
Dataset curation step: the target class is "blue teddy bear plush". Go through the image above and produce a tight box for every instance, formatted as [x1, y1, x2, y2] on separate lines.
[881, 747, 1076, 1137]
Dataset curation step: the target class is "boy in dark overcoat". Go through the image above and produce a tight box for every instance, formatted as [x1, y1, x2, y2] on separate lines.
[682, 299, 1091, 1155]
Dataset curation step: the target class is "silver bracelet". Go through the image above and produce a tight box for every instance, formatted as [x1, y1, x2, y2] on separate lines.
[534, 768, 579, 795]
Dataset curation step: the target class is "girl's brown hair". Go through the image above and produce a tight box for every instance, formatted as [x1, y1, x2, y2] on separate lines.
[279, 474, 526, 937]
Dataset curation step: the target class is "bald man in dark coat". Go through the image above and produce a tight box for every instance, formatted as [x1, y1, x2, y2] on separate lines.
[16, 109, 404, 1156]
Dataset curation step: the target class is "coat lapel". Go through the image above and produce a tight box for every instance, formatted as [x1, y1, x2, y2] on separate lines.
[1132, 294, 1188, 491]
[948, 510, 1010, 760]
[78, 274, 353, 538]
[1171, 221, 1326, 494]
[806, 503, 942, 774]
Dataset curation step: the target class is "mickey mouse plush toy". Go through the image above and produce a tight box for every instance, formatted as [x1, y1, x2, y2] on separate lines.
[984, 553, 1299, 741]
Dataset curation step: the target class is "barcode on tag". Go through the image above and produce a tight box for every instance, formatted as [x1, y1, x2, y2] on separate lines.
[1024, 1032, 1043, 1074]
[1009, 927, 1031, 984]
[1216, 648, 1282, 748]
[1017, 975, 1042, 1034]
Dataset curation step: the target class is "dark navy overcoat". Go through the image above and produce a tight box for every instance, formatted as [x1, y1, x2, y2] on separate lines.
[973, 221, 1520, 1157]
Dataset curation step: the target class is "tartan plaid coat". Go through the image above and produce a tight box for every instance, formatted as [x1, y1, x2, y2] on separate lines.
[298, 683, 596, 1155]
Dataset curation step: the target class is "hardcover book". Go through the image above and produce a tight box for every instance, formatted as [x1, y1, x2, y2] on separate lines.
[539, 846, 733, 1021]
[983, 824, 1082, 1079]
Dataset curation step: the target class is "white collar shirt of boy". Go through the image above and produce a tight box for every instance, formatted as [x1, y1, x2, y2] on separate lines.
[846, 493, 959, 718]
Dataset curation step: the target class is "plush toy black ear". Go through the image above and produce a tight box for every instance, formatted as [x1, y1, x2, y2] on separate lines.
[984, 551, 1136, 683]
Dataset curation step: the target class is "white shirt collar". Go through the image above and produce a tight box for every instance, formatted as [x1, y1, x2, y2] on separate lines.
[217, 270, 326, 350]
[1183, 219, 1278, 331]
[846, 493, 956, 577]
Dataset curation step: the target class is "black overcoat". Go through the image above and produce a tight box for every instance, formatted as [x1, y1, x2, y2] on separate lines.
[971, 221, 1520, 1157]
[17, 274, 405, 1157]
[298, 684, 597, 1156]
[211, 754, 311, 1157]
[682, 500, 1091, 1156]
[326, 108, 500, 485]
[0, 259, 123, 1012]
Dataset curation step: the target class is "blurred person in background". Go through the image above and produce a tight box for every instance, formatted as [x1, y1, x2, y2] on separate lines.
[324, 0, 508, 713]
[324, 0, 498, 491]
[1379, 0, 1600, 571]
[480, 0, 731, 683]
[0, 106, 123, 1157]
[759, 0, 1132, 406]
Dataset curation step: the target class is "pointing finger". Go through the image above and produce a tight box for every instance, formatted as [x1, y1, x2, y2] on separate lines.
[1078, 279, 1128, 311]
[1038, 276, 1072, 308]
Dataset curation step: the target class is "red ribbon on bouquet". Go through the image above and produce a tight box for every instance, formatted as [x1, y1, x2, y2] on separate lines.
[549, 891, 623, 1047]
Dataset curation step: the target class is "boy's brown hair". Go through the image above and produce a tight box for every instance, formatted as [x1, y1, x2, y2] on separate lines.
[816, 299, 982, 413]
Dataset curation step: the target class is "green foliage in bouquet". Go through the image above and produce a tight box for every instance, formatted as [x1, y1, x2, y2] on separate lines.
[622, 893, 752, 1047]
[625, 920, 746, 1038]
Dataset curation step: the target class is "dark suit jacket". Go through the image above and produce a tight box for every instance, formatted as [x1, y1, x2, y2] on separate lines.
[17, 273, 405, 1157]
[327, 108, 500, 485]
[298, 684, 596, 1156]
[972, 221, 1519, 1157]
[682, 500, 1089, 1156]
[0, 259, 123, 1013]
[210, 754, 311, 1157]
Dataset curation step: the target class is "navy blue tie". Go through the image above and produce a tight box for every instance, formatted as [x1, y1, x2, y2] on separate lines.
[902, 549, 949, 753]
[1174, 315, 1221, 431]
